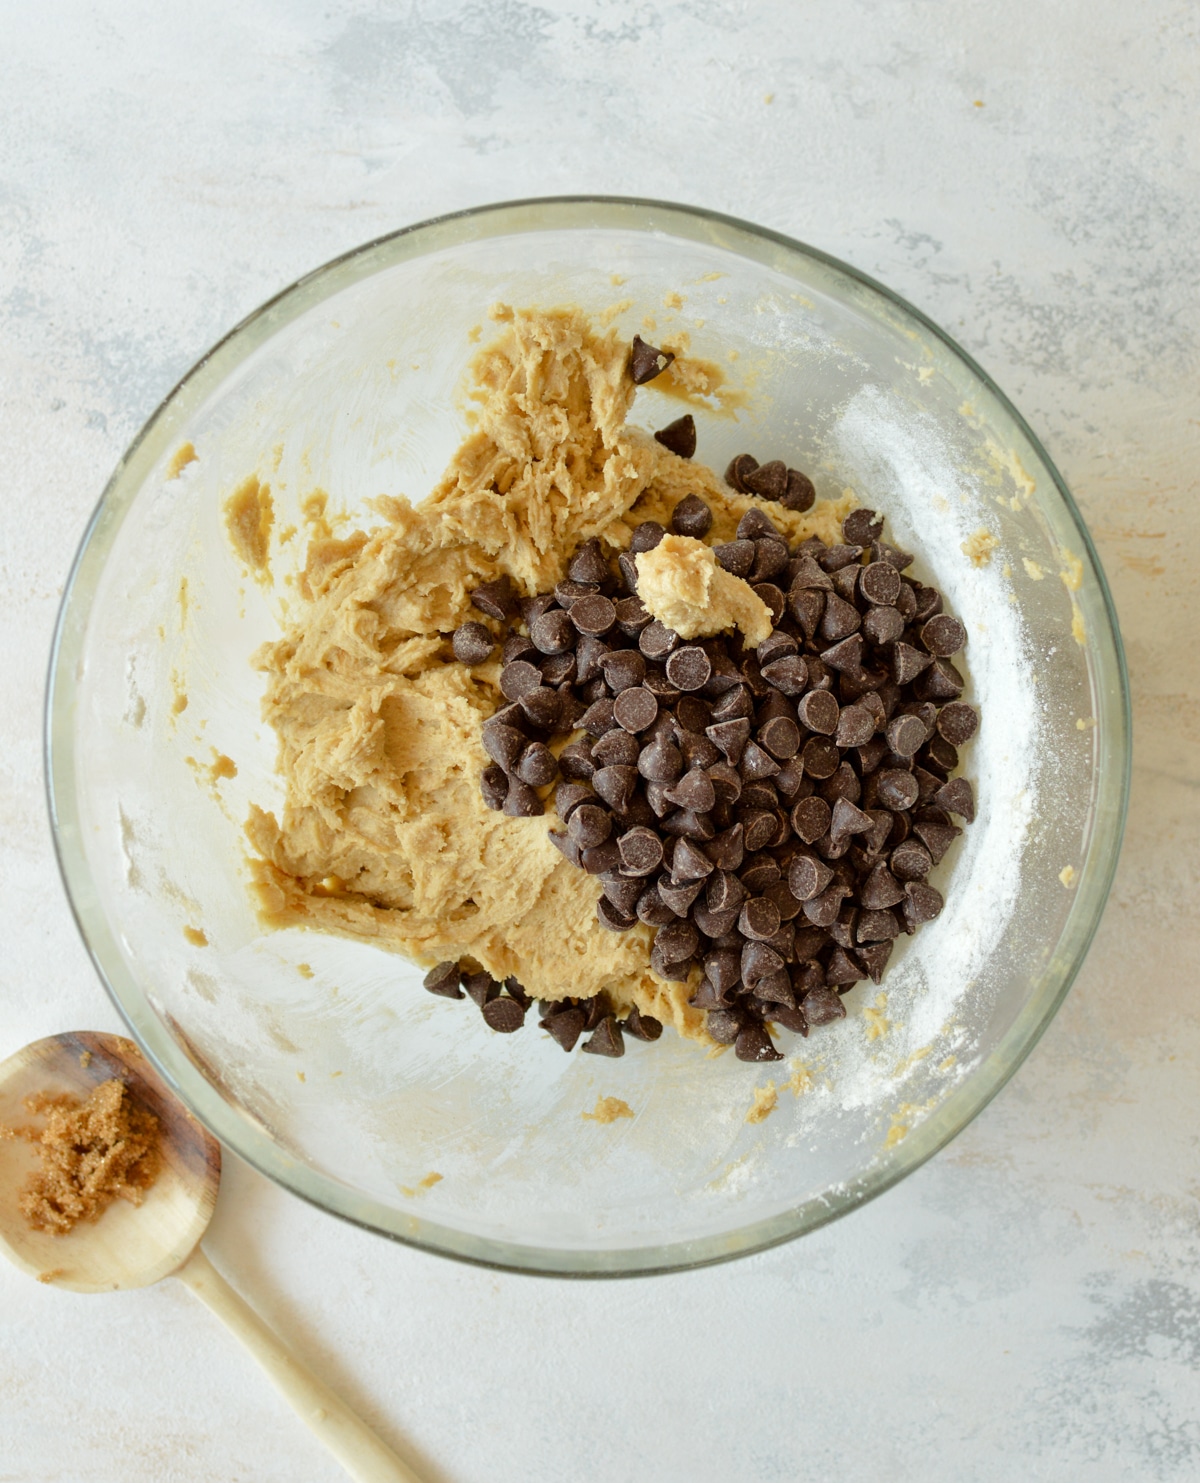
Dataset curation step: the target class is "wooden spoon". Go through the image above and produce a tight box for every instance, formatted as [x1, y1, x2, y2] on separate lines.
[0, 1031, 423, 1483]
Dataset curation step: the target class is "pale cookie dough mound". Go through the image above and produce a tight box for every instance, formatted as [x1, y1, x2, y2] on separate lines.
[245, 306, 850, 1045]
[636, 534, 773, 647]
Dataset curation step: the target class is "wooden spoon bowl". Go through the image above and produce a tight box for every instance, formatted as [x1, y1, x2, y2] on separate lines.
[0, 1031, 220, 1293]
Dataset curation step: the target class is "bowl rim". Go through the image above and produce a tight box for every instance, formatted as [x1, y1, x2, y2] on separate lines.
[45, 194, 1132, 1277]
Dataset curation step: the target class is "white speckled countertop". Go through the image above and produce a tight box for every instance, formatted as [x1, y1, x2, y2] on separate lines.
[3, 4, 1198, 1479]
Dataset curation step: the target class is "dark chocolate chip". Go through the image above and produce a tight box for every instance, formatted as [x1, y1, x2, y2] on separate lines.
[581, 697, 618, 736]
[481, 764, 509, 810]
[782, 468, 816, 512]
[706, 718, 751, 766]
[544, 1006, 585, 1052]
[857, 908, 900, 943]
[615, 826, 663, 876]
[629, 521, 668, 553]
[530, 609, 575, 656]
[470, 575, 517, 620]
[581, 1015, 626, 1056]
[639, 620, 680, 660]
[614, 595, 652, 636]
[612, 686, 658, 734]
[739, 897, 782, 941]
[760, 654, 808, 696]
[751, 539, 790, 584]
[452, 622, 495, 665]
[666, 645, 712, 692]
[862, 605, 905, 646]
[706, 1007, 744, 1044]
[892, 642, 933, 686]
[833, 704, 873, 749]
[820, 592, 862, 643]
[803, 883, 848, 927]
[596, 650, 644, 695]
[797, 690, 839, 735]
[752, 584, 786, 625]
[914, 657, 965, 702]
[482, 722, 527, 771]
[637, 882, 677, 926]
[788, 852, 833, 901]
[801, 736, 840, 779]
[658, 877, 704, 916]
[742, 459, 787, 501]
[875, 769, 920, 812]
[872, 540, 914, 571]
[518, 686, 562, 730]
[890, 840, 932, 880]
[568, 803, 613, 850]
[710, 684, 753, 723]
[499, 659, 544, 703]
[638, 738, 683, 783]
[570, 594, 617, 637]
[937, 702, 979, 746]
[860, 561, 902, 606]
[825, 947, 865, 986]
[670, 493, 713, 538]
[547, 829, 582, 865]
[801, 986, 846, 1027]
[601, 872, 644, 915]
[740, 740, 781, 781]
[725, 453, 759, 492]
[829, 797, 872, 841]
[842, 508, 884, 546]
[480, 996, 525, 1033]
[630, 335, 674, 384]
[913, 820, 961, 865]
[555, 579, 599, 608]
[886, 713, 927, 758]
[515, 742, 558, 787]
[597, 896, 637, 932]
[821, 634, 866, 674]
[736, 505, 783, 542]
[921, 614, 967, 656]
[910, 582, 943, 623]
[568, 538, 612, 586]
[503, 779, 543, 817]
[860, 861, 906, 909]
[592, 729, 640, 767]
[706, 822, 745, 871]
[758, 715, 801, 759]
[903, 880, 944, 926]
[580, 837, 622, 875]
[672, 836, 715, 882]
[713, 539, 756, 577]
[857, 940, 893, 986]
[935, 776, 975, 822]
[664, 767, 717, 813]
[735, 1023, 784, 1062]
[592, 764, 638, 813]
[540, 651, 577, 687]
[791, 796, 832, 845]
[423, 961, 464, 999]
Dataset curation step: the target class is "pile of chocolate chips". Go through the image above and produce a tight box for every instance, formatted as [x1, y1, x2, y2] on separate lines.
[439, 448, 977, 1064]
[419, 960, 662, 1059]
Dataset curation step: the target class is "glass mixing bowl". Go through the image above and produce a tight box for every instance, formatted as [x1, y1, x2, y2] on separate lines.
[47, 198, 1129, 1275]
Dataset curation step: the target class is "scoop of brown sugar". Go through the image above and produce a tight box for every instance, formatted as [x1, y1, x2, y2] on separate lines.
[2, 1078, 162, 1235]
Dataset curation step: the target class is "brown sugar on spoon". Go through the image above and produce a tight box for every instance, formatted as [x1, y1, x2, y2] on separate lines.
[2, 1078, 162, 1235]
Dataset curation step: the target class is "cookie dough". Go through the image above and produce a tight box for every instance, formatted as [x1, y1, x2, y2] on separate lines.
[635, 534, 773, 646]
[246, 305, 851, 1042]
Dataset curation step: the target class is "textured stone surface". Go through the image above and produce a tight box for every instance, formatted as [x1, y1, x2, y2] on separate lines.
[2, 3, 1198, 1480]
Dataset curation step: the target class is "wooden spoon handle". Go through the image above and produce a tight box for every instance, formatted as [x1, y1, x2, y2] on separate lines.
[176, 1246, 423, 1483]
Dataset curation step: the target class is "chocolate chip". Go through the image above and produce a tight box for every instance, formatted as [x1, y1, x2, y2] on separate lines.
[820, 592, 862, 643]
[892, 642, 933, 686]
[503, 779, 544, 817]
[862, 605, 905, 646]
[580, 697, 617, 736]
[725, 453, 759, 492]
[830, 797, 872, 841]
[891, 840, 932, 881]
[706, 1007, 743, 1043]
[597, 896, 637, 932]
[658, 918, 701, 963]
[592, 730, 640, 769]
[872, 540, 914, 571]
[665, 645, 712, 692]
[630, 521, 668, 554]
[909, 582, 942, 623]
[740, 740, 781, 781]
[590, 764, 637, 813]
[822, 543, 864, 575]
[637, 737, 683, 786]
[911, 819, 959, 865]
[822, 762, 861, 806]
[603, 688, 654, 740]
[569, 594, 616, 637]
[758, 715, 801, 760]
[751, 539, 790, 584]
[840, 508, 882, 546]
[736, 505, 783, 542]
[801, 736, 840, 779]
[735, 1022, 783, 1062]
[658, 878, 704, 917]
[886, 713, 927, 758]
[742, 459, 787, 501]
[752, 584, 786, 625]
[423, 961, 463, 999]
[894, 582, 918, 622]
[530, 609, 575, 656]
[740, 940, 784, 987]
[600, 871, 644, 914]
[630, 335, 674, 384]
[569, 804, 613, 850]
[581, 1015, 626, 1056]
[860, 561, 902, 606]
[874, 769, 919, 812]
[825, 947, 865, 987]
[759, 654, 807, 696]
[921, 614, 967, 656]
[499, 659, 543, 703]
[452, 622, 494, 665]
[540, 652, 577, 687]
[462, 970, 500, 1007]
[803, 884, 848, 927]
[540, 1006, 583, 1052]
[664, 494, 709, 541]
[713, 539, 756, 577]
[860, 861, 905, 909]
[707, 822, 745, 871]
[470, 575, 517, 620]
[581, 837, 622, 875]
[738, 897, 781, 941]
[613, 596, 652, 638]
[800, 986, 846, 1026]
[788, 852, 833, 901]
[636, 882, 676, 926]
[639, 620, 679, 661]
[782, 468, 816, 512]
[568, 538, 612, 586]
[791, 796, 831, 845]
[710, 684, 753, 722]
[663, 768, 716, 813]
[935, 776, 975, 822]
[703, 717, 749, 766]
[478, 995, 524, 1033]
[556, 579, 599, 608]
[482, 722, 527, 772]
[821, 634, 866, 674]
[914, 657, 965, 702]
[903, 880, 944, 926]
[797, 690, 839, 735]
[480, 764, 509, 810]
[672, 836, 715, 882]
[515, 742, 558, 787]
[518, 686, 562, 731]
[610, 826, 659, 877]
[936, 701, 978, 746]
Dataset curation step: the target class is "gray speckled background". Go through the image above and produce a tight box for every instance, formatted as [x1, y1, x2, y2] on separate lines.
[2, 3, 1198, 1480]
